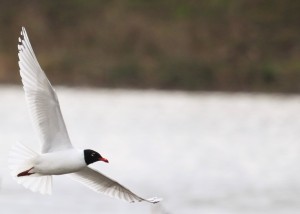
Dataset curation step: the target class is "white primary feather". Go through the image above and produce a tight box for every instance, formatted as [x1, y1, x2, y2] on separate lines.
[69, 167, 162, 204]
[18, 27, 73, 153]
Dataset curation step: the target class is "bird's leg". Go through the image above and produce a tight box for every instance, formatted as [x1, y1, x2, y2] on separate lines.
[17, 167, 34, 177]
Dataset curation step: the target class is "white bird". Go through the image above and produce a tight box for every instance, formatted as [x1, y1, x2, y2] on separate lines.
[8, 27, 161, 204]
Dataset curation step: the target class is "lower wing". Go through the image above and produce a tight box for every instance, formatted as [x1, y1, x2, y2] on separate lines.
[68, 167, 162, 204]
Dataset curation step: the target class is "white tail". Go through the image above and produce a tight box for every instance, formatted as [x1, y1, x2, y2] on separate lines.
[8, 142, 53, 195]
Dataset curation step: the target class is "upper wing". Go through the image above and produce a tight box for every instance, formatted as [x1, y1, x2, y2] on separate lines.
[18, 27, 73, 153]
[69, 167, 162, 204]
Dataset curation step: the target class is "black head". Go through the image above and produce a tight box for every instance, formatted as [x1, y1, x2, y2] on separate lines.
[84, 149, 109, 165]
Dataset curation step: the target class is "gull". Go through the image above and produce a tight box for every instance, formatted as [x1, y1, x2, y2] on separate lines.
[8, 27, 161, 204]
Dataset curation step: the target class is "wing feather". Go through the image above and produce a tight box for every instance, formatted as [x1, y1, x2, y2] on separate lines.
[18, 27, 72, 153]
[69, 167, 161, 204]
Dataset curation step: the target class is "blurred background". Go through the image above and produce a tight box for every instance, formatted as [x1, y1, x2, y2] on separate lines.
[1, 1, 300, 214]
[0, 0, 300, 92]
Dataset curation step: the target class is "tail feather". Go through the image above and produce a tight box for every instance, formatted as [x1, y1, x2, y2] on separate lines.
[8, 142, 52, 195]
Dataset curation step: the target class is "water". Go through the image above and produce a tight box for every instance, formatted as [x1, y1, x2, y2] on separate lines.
[1, 86, 300, 213]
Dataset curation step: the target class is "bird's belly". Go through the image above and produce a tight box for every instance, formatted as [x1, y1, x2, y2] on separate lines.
[35, 161, 84, 175]
[32, 152, 86, 175]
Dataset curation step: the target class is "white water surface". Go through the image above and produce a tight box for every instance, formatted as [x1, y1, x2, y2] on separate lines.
[1, 86, 300, 214]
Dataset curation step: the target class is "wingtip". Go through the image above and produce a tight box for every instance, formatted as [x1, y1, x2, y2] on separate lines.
[19, 27, 25, 45]
[20, 27, 27, 38]
[146, 197, 163, 204]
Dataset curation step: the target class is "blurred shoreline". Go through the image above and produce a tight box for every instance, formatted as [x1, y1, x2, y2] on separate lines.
[0, 1, 300, 93]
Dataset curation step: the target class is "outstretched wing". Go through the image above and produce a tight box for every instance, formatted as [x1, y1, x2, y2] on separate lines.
[18, 27, 73, 153]
[69, 167, 162, 204]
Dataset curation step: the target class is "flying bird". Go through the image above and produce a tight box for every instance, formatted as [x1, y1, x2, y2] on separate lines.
[8, 27, 161, 204]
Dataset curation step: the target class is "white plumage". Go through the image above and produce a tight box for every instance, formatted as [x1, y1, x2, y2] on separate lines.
[9, 27, 161, 204]
[18, 27, 72, 153]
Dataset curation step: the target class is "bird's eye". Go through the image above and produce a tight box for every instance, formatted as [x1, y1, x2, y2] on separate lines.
[91, 153, 95, 156]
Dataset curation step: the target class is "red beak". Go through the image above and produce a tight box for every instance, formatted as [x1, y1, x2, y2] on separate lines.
[99, 157, 109, 163]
